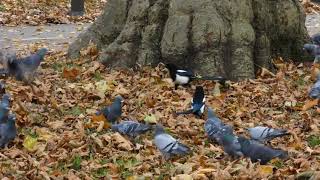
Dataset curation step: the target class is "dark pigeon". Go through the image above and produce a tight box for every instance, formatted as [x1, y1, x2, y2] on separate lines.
[247, 126, 290, 142]
[111, 120, 152, 138]
[312, 33, 320, 45]
[98, 95, 123, 124]
[0, 94, 10, 123]
[220, 134, 243, 158]
[176, 86, 205, 117]
[165, 63, 226, 89]
[238, 136, 288, 165]
[154, 125, 190, 159]
[303, 44, 320, 63]
[309, 74, 320, 100]
[0, 81, 5, 95]
[204, 107, 233, 144]
[6, 48, 48, 83]
[0, 114, 17, 148]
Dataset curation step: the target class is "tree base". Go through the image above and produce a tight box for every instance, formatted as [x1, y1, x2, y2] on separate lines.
[68, 0, 310, 80]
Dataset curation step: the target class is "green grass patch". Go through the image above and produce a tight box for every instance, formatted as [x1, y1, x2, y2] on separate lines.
[308, 136, 320, 148]
[71, 155, 82, 170]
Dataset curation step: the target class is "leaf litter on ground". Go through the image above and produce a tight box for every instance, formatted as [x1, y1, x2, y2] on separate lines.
[0, 42, 319, 179]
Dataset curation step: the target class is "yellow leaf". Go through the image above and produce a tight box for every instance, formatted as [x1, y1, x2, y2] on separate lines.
[95, 80, 109, 98]
[302, 99, 319, 111]
[50, 97, 59, 110]
[144, 114, 157, 124]
[258, 165, 274, 176]
[36, 128, 53, 141]
[23, 135, 38, 152]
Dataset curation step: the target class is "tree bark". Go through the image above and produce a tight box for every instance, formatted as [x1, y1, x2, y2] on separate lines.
[70, 0, 85, 16]
[68, 0, 309, 80]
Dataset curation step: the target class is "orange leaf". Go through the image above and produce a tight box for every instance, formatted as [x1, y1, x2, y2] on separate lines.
[302, 99, 319, 111]
[62, 68, 80, 80]
[91, 114, 110, 129]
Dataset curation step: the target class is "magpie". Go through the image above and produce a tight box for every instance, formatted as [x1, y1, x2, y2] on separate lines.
[165, 63, 226, 89]
[176, 86, 206, 117]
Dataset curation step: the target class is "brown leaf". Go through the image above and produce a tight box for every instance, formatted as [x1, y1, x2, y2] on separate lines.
[111, 133, 133, 151]
[302, 99, 319, 111]
[62, 67, 80, 80]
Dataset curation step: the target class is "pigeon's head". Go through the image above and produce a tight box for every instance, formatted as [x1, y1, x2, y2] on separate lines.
[114, 95, 124, 103]
[2, 94, 10, 102]
[303, 44, 316, 54]
[154, 124, 165, 135]
[8, 114, 16, 122]
[277, 150, 289, 160]
[37, 48, 48, 57]
[207, 107, 216, 118]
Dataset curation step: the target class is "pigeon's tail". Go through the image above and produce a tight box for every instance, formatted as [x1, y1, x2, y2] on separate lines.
[173, 143, 190, 155]
[139, 124, 152, 132]
[272, 131, 290, 138]
[175, 109, 193, 115]
[191, 76, 226, 85]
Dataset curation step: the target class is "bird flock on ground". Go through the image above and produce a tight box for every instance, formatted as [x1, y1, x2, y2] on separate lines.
[0, 34, 319, 166]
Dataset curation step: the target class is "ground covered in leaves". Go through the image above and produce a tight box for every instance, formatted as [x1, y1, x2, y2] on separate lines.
[0, 43, 319, 179]
[0, 0, 106, 26]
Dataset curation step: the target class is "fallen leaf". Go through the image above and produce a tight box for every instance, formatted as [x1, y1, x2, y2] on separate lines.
[144, 114, 157, 124]
[302, 99, 319, 111]
[111, 133, 133, 151]
[62, 67, 80, 80]
[23, 135, 38, 152]
[258, 165, 274, 176]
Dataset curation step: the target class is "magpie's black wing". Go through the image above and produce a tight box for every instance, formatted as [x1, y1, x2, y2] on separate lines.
[176, 69, 194, 78]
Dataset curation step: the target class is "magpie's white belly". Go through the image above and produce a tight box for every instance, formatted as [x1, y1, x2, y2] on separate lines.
[200, 104, 205, 114]
[175, 74, 190, 85]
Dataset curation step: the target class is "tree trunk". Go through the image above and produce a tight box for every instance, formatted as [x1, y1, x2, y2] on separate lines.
[68, 0, 309, 80]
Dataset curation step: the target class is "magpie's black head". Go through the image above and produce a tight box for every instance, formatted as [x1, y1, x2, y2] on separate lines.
[193, 86, 205, 103]
[195, 86, 204, 94]
[165, 63, 178, 72]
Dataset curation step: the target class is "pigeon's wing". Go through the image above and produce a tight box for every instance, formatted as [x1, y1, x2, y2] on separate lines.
[248, 126, 269, 140]
[222, 136, 243, 157]
[154, 133, 177, 152]
[309, 79, 320, 99]
[171, 142, 190, 155]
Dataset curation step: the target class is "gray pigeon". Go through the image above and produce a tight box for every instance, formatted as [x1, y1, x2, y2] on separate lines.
[247, 126, 290, 142]
[204, 107, 233, 144]
[309, 74, 320, 100]
[0, 94, 10, 123]
[154, 125, 190, 159]
[303, 44, 320, 63]
[0, 81, 5, 94]
[220, 134, 243, 158]
[238, 136, 288, 165]
[98, 95, 123, 124]
[0, 114, 17, 148]
[6, 48, 48, 83]
[111, 120, 152, 138]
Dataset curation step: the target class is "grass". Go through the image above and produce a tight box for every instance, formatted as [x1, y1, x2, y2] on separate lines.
[308, 136, 320, 148]
[71, 155, 82, 170]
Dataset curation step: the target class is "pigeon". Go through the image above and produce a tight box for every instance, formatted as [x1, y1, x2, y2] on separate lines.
[312, 33, 320, 45]
[111, 120, 152, 138]
[154, 125, 190, 159]
[204, 107, 233, 144]
[98, 95, 123, 124]
[0, 94, 10, 123]
[220, 134, 243, 158]
[247, 126, 290, 142]
[309, 74, 320, 100]
[165, 63, 226, 89]
[0, 114, 17, 148]
[6, 48, 48, 83]
[176, 86, 206, 117]
[0, 81, 5, 95]
[238, 136, 288, 165]
[303, 44, 320, 64]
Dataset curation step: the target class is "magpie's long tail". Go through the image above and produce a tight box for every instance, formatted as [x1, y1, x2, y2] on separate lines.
[175, 109, 193, 115]
[191, 76, 226, 85]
